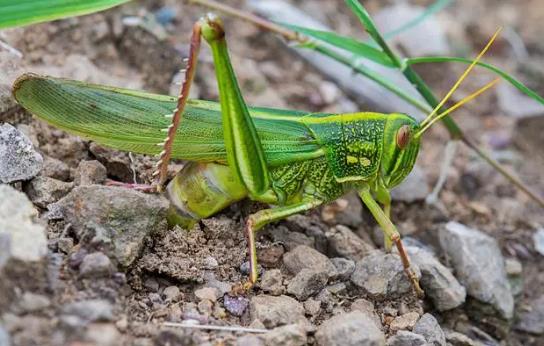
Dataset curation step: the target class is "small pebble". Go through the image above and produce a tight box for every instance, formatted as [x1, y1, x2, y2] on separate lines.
[162, 286, 181, 302]
[260, 269, 284, 295]
[389, 312, 420, 331]
[79, 252, 113, 278]
[223, 295, 249, 317]
[195, 287, 218, 302]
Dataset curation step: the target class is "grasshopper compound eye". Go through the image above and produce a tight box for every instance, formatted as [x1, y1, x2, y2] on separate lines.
[396, 125, 411, 149]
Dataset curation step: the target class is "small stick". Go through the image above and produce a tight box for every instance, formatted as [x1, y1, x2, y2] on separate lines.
[163, 322, 268, 334]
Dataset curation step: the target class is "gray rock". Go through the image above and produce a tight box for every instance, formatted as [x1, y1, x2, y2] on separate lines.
[390, 312, 420, 331]
[223, 295, 249, 317]
[327, 225, 374, 261]
[0, 326, 9, 346]
[260, 269, 284, 295]
[79, 252, 113, 278]
[504, 258, 523, 297]
[515, 295, 544, 334]
[413, 313, 446, 346]
[498, 83, 544, 118]
[194, 287, 218, 302]
[62, 299, 114, 322]
[321, 192, 363, 227]
[287, 269, 328, 300]
[303, 298, 321, 316]
[54, 185, 169, 266]
[250, 295, 306, 328]
[0, 185, 48, 311]
[84, 323, 122, 346]
[264, 323, 307, 346]
[41, 156, 71, 181]
[350, 298, 381, 329]
[16, 292, 51, 313]
[57, 237, 74, 254]
[203, 272, 232, 297]
[74, 160, 107, 186]
[283, 245, 336, 278]
[444, 330, 482, 346]
[237, 335, 265, 346]
[162, 286, 181, 302]
[391, 165, 429, 203]
[285, 215, 328, 253]
[269, 225, 314, 251]
[351, 251, 421, 298]
[0, 124, 43, 183]
[374, 4, 449, 56]
[387, 331, 427, 346]
[24, 176, 73, 208]
[439, 222, 513, 320]
[533, 228, 544, 256]
[315, 311, 385, 346]
[330, 257, 355, 281]
[407, 246, 466, 311]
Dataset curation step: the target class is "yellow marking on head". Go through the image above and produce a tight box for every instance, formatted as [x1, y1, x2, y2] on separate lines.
[360, 157, 371, 167]
[346, 155, 359, 164]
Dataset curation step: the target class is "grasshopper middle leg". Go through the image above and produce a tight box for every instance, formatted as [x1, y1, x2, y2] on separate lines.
[243, 200, 323, 289]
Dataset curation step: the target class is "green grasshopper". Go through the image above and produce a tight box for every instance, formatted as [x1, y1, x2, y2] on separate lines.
[13, 14, 500, 296]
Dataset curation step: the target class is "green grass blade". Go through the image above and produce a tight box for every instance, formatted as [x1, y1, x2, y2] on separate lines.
[281, 23, 395, 67]
[383, 0, 452, 40]
[405, 56, 544, 105]
[344, 0, 382, 43]
[0, 0, 132, 29]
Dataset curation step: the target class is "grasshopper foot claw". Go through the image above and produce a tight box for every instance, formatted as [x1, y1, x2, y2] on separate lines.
[230, 280, 254, 296]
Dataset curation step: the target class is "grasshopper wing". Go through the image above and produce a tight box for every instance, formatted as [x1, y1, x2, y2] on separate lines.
[13, 74, 324, 166]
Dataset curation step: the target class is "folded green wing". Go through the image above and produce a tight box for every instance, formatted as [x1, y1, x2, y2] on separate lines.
[13, 74, 324, 166]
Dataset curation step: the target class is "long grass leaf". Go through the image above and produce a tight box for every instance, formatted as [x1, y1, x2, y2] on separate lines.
[280, 23, 395, 67]
[405, 56, 544, 105]
[0, 0, 132, 29]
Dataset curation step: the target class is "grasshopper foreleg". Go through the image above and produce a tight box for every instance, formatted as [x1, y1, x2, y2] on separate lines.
[359, 186, 424, 298]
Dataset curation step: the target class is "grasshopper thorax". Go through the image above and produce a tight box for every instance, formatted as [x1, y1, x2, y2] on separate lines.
[380, 113, 421, 189]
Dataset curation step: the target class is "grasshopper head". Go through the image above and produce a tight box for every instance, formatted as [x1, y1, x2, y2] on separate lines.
[380, 113, 421, 188]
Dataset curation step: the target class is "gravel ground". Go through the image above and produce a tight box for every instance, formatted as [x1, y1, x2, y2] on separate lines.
[1, 0, 544, 345]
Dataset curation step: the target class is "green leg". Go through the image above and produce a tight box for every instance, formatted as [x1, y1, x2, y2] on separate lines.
[200, 14, 271, 199]
[359, 186, 424, 297]
[244, 199, 322, 288]
[375, 183, 393, 251]
[155, 14, 271, 199]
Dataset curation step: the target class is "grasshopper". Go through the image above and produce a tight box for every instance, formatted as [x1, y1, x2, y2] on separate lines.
[13, 14, 501, 296]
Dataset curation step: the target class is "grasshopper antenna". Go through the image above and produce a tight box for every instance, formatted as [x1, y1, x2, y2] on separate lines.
[418, 27, 502, 129]
[415, 77, 501, 137]
[153, 21, 202, 191]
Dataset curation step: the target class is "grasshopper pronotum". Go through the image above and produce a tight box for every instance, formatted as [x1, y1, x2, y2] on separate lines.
[13, 14, 501, 297]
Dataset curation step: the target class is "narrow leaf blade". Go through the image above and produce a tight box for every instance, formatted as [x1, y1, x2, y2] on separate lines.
[0, 0, 132, 29]
[405, 56, 544, 105]
[281, 23, 395, 67]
